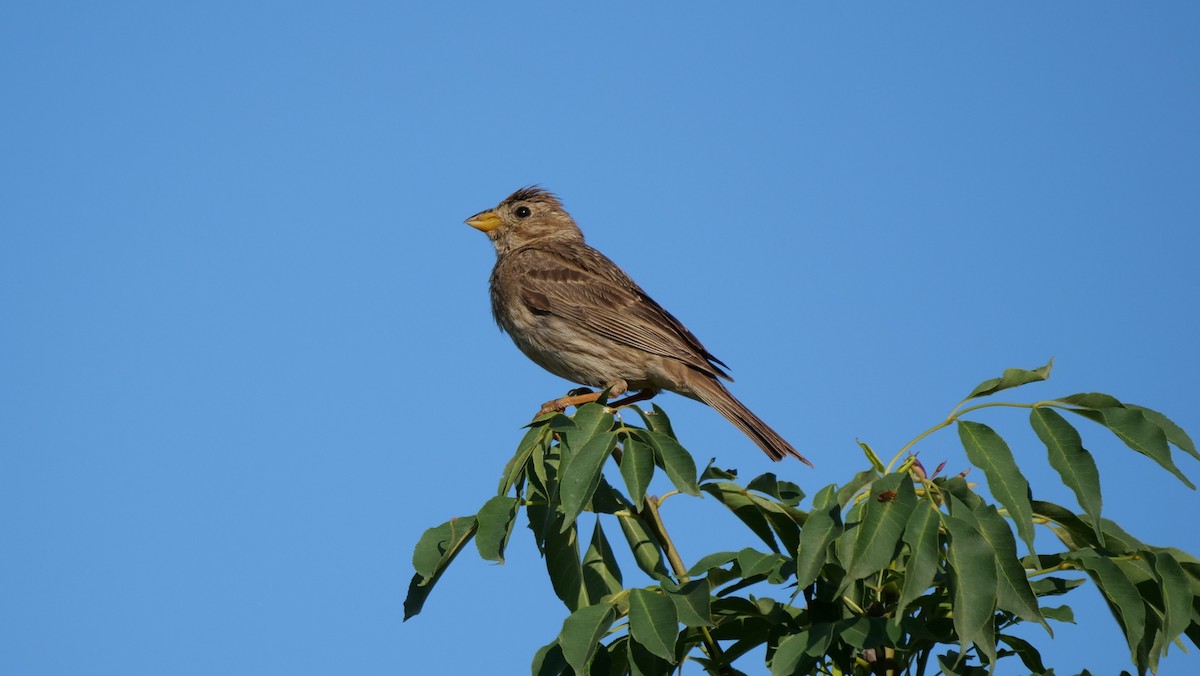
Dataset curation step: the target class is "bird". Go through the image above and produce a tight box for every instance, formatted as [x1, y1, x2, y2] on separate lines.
[465, 186, 809, 465]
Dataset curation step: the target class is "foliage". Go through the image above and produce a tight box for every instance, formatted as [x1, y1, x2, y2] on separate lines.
[405, 360, 1200, 675]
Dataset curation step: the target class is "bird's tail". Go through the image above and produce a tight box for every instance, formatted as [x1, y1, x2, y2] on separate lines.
[690, 376, 812, 466]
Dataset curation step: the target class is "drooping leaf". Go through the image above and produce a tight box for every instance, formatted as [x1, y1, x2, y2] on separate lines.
[687, 551, 739, 578]
[972, 503, 1049, 633]
[475, 496, 520, 563]
[1030, 407, 1103, 542]
[627, 634, 673, 676]
[998, 633, 1047, 673]
[964, 359, 1053, 400]
[1126, 404, 1200, 462]
[770, 630, 819, 676]
[634, 403, 677, 438]
[1068, 406, 1195, 489]
[637, 428, 700, 496]
[747, 473, 805, 506]
[957, 420, 1037, 555]
[412, 516, 478, 581]
[558, 601, 617, 675]
[562, 403, 615, 451]
[1029, 577, 1086, 598]
[618, 433, 655, 509]
[581, 520, 623, 601]
[841, 473, 917, 587]
[1031, 500, 1145, 553]
[795, 485, 842, 590]
[1038, 605, 1076, 624]
[531, 639, 569, 676]
[701, 481, 781, 553]
[500, 423, 550, 496]
[1072, 549, 1148, 666]
[858, 439, 885, 473]
[896, 499, 942, 623]
[1148, 551, 1192, 644]
[736, 547, 789, 581]
[617, 512, 672, 581]
[542, 512, 588, 611]
[559, 431, 617, 530]
[405, 516, 479, 620]
[661, 578, 713, 627]
[628, 588, 680, 662]
[941, 513, 998, 663]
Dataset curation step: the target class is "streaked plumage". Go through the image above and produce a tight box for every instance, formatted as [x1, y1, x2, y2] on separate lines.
[466, 187, 808, 464]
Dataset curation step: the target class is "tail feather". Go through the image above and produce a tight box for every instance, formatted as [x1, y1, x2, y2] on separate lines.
[690, 376, 811, 466]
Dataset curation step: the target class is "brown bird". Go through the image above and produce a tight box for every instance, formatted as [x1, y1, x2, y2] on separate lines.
[466, 187, 809, 465]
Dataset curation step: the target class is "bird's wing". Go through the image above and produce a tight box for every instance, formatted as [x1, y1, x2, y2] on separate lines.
[511, 245, 730, 381]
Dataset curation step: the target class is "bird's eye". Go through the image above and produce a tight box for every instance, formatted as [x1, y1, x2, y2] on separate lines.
[514, 206, 532, 218]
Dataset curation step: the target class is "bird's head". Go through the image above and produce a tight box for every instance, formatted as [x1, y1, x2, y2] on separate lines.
[466, 186, 584, 254]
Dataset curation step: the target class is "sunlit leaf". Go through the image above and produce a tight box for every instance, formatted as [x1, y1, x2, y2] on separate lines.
[637, 428, 700, 496]
[542, 512, 588, 611]
[661, 578, 713, 627]
[896, 500, 942, 623]
[1039, 605, 1076, 624]
[628, 588, 679, 662]
[795, 485, 842, 590]
[957, 420, 1037, 555]
[1126, 404, 1200, 462]
[941, 513, 998, 663]
[964, 359, 1053, 399]
[499, 423, 549, 496]
[558, 601, 616, 675]
[1068, 406, 1196, 489]
[619, 433, 655, 509]
[405, 515, 479, 620]
[747, 473, 805, 506]
[841, 473, 917, 587]
[582, 520, 623, 601]
[559, 431, 617, 530]
[617, 512, 672, 581]
[1031, 408, 1103, 542]
[972, 503, 1049, 633]
[475, 496, 519, 563]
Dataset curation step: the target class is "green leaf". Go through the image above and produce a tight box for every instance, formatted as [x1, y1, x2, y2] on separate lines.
[839, 616, 903, 649]
[1148, 551, 1192, 643]
[1071, 549, 1147, 665]
[896, 499, 942, 622]
[558, 601, 617, 675]
[1069, 406, 1196, 489]
[841, 473, 917, 587]
[957, 420, 1037, 555]
[737, 547, 789, 580]
[531, 639, 569, 676]
[795, 485, 842, 590]
[965, 359, 1053, 399]
[542, 512, 588, 611]
[1029, 577, 1085, 598]
[699, 461, 737, 481]
[1031, 500, 1145, 553]
[770, 630, 818, 676]
[634, 403, 677, 438]
[637, 428, 700, 496]
[582, 520, 623, 601]
[687, 551, 739, 578]
[941, 513, 998, 663]
[500, 424, 550, 495]
[661, 578, 713, 627]
[998, 633, 1047, 674]
[405, 515, 479, 620]
[1126, 404, 1200, 462]
[1059, 392, 1123, 409]
[747, 473, 805, 506]
[617, 512, 672, 581]
[701, 481, 780, 553]
[627, 635, 673, 676]
[1038, 604, 1075, 624]
[858, 439, 885, 472]
[475, 496, 520, 563]
[618, 433, 655, 509]
[836, 469, 880, 507]
[563, 403, 615, 451]
[628, 588, 679, 663]
[559, 432, 617, 531]
[1030, 408, 1103, 542]
[412, 516, 478, 581]
[972, 503, 1049, 633]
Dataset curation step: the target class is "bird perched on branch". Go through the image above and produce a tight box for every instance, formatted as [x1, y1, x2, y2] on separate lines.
[465, 186, 809, 465]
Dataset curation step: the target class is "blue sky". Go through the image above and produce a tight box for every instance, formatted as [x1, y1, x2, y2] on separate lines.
[3, 3, 1199, 674]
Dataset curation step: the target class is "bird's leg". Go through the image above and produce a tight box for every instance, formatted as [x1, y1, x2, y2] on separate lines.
[538, 389, 604, 415]
[538, 381, 629, 416]
[608, 388, 661, 409]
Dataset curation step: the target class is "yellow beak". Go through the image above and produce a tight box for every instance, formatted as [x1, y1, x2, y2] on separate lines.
[465, 210, 503, 232]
